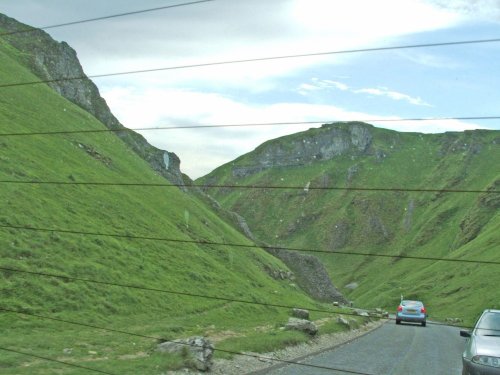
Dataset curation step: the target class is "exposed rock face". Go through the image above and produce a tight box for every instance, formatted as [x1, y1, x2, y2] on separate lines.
[267, 247, 347, 303]
[232, 123, 374, 178]
[198, 191, 258, 241]
[0, 13, 184, 186]
[265, 266, 294, 281]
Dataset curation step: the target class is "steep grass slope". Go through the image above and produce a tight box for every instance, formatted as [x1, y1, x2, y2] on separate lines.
[0, 12, 185, 186]
[0, 35, 339, 374]
[198, 123, 500, 324]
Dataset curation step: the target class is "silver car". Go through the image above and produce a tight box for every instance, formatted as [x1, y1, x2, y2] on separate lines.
[461, 309, 500, 375]
[396, 300, 427, 327]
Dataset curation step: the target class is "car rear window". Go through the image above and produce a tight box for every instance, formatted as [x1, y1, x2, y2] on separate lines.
[476, 312, 500, 336]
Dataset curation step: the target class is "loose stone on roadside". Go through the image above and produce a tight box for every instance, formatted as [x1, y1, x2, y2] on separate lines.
[285, 317, 318, 335]
[157, 336, 214, 372]
[209, 320, 386, 375]
[337, 315, 350, 327]
[291, 308, 310, 320]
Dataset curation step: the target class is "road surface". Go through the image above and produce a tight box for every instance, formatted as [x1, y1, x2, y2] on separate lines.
[259, 321, 465, 375]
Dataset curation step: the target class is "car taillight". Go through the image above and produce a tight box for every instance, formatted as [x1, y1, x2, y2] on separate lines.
[397, 305, 402, 312]
[421, 307, 426, 313]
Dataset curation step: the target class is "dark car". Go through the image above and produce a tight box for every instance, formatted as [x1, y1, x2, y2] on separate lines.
[396, 300, 427, 326]
[461, 309, 500, 375]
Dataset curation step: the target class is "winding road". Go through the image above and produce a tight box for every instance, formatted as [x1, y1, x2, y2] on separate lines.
[259, 320, 465, 375]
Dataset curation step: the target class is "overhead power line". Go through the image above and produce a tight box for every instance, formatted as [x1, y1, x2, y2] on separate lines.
[0, 179, 497, 195]
[0, 307, 373, 375]
[0, 116, 499, 137]
[1, 37, 500, 89]
[0, 0, 215, 37]
[1, 223, 499, 265]
[0, 346, 116, 375]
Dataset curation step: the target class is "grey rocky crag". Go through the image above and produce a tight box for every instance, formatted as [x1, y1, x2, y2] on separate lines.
[0, 13, 184, 186]
[231, 122, 374, 178]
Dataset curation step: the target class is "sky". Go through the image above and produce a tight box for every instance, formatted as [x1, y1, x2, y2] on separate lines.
[1, 0, 500, 178]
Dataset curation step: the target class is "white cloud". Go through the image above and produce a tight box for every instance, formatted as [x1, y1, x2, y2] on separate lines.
[397, 50, 462, 68]
[354, 87, 431, 106]
[323, 80, 350, 91]
[7, 0, 463, 93]
[309, 78, 350, 91]
[426, 0, 500, 21]
[290, 0, 462, 40]
[297, 83, 322, 96]
[298, 79, 430, 106]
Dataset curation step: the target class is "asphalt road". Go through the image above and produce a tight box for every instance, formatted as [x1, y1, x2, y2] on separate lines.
[260, 321, 465, 375]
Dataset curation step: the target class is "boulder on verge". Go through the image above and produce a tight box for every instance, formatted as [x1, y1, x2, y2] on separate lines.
[285, 318, 318, 335]
[337, 316, 350, 327]
[354, 309, 370, 317]
[292, 308, 310, 320]
[157, 336, 214, 371]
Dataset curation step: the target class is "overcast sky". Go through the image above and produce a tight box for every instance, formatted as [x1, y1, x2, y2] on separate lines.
[1, 0, 500, 178]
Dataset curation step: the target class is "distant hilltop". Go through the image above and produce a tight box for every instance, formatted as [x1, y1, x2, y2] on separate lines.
[222, 121, 498, 179]
[232, 122, 375, 178]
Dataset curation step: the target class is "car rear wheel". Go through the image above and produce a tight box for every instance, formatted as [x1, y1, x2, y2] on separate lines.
[421, 321, 426, 327]
[396, 319, 401, 325]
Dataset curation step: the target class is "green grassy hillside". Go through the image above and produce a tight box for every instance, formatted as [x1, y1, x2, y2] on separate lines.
[0, 36, 350, 374]
[198, 123, 500, 325]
